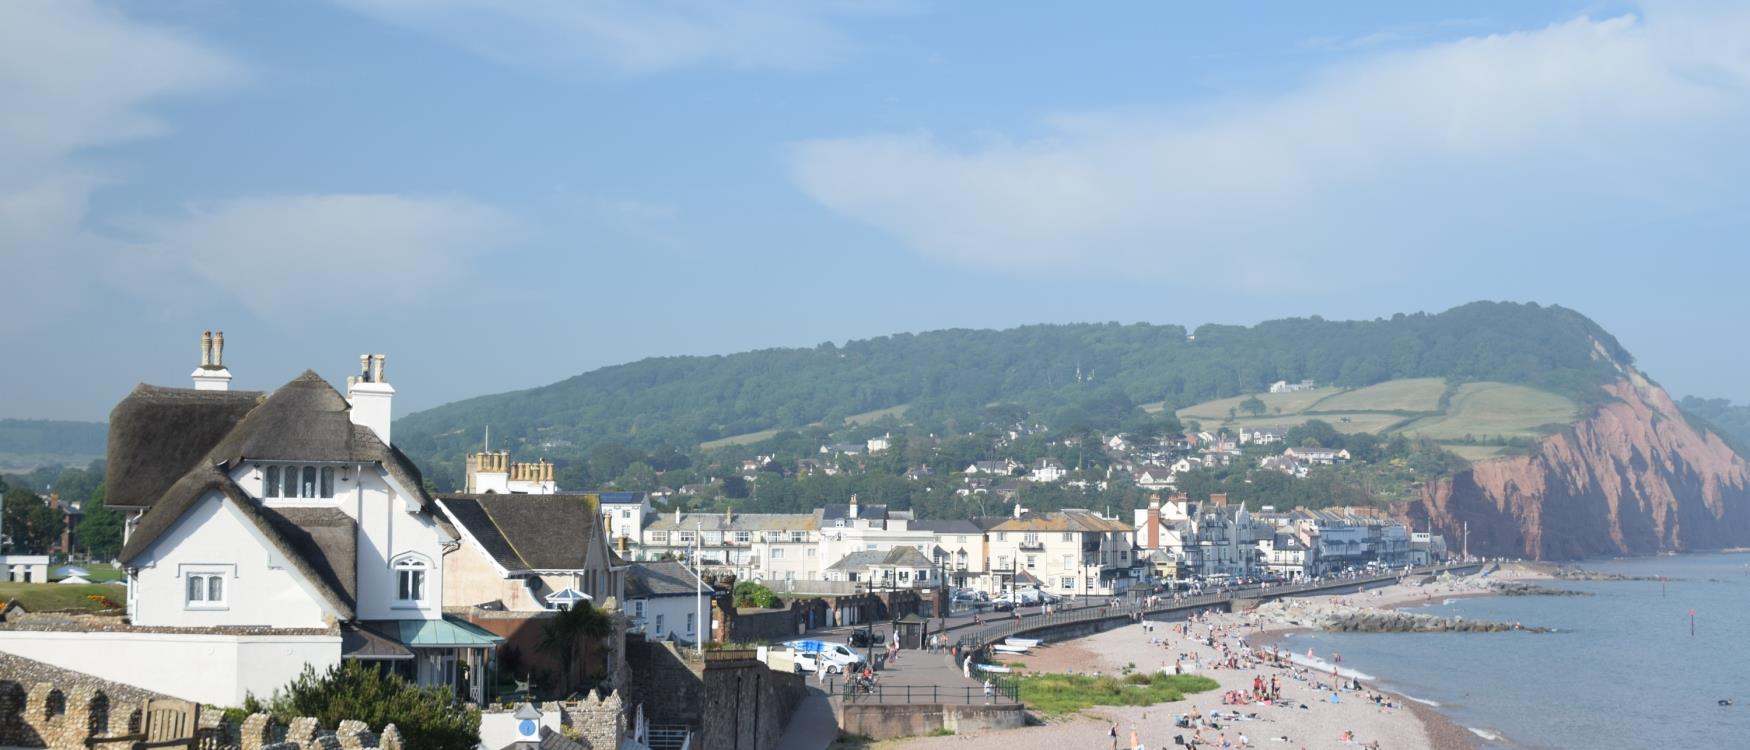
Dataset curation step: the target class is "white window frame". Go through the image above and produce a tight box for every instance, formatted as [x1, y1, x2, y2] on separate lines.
[392, 554, 430, 608]
[183, 569, 229, 610]
[770, 548, 784, 559]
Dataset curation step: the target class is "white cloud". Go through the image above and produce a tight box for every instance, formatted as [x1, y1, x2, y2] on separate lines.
[330, 0, 900, 74]
[120, 194, 516, 316]
[789, 5, 1750, 283]
[0, 0, 243, 329]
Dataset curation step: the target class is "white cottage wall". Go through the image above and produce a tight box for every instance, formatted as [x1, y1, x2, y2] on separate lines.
[129, 492, 331, 629]
[352, 469, 445, 622]
[0, 630, 340, 706]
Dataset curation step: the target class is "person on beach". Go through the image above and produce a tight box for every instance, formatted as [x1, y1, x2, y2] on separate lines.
[1109, 722, 1119, 750]
[962, 654, 972, 679]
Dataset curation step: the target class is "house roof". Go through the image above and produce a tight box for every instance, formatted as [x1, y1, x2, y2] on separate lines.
[826, 546, 934, 571]
[990, 509, 1133, 533]
[625, 561, 702, 598]
[908, 519, 981, 534]
[113, 371, 451, 572]
[106, 384, 263, 510]
[597, 491, 646, 506]
[437, 493, 602, 572]
[645, 512, 818, 533]
[821, 503, 886, 521]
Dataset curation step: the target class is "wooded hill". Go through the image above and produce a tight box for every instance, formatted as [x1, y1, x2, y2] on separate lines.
[395, 301, 1633, 489]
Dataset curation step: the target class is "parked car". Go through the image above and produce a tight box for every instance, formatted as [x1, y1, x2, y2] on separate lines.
[848, 629, 882, 648]
[785, 639, 866, 671]
[790, 651, 846, 675]
[990, 599, 1015, 612]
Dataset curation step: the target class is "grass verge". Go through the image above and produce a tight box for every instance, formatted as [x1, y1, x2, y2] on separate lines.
[0, 582, 123, 612]
[1016, 672, 1219, 716]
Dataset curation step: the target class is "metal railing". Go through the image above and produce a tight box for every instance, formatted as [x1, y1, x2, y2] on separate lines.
[949, 563, 1474, 656]
[835, 678, 1020, 705]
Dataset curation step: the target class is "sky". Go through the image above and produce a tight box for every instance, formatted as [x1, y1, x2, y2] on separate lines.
[4, 0, 1750, 422]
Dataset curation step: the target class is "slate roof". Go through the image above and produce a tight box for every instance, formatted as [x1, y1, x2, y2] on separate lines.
[826, 546, 934, 572]
[625, 561, 702, 599]
[644, 512, 817, 533]
[821, 503, 886, 521]
[908, 519, 981, 534]
[436, 494, 602, 572]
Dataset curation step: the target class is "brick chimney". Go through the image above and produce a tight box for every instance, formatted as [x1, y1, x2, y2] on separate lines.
[346, 353, 394, 444]
[1210, 492, 1229, 508]
[191, 330, 233, 391]
[848, 494, 859, 519]
[1146, 494, 1161, 550]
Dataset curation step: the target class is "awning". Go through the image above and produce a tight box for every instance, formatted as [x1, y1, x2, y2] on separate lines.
[372, 615, 507, 649]
[342, 623, 415, 661]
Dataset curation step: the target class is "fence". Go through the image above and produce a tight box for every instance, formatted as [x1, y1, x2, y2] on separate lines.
[834, 677, 1019, 705]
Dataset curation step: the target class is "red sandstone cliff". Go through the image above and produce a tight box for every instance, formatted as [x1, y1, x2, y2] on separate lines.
[1404, 375, 1750, 560]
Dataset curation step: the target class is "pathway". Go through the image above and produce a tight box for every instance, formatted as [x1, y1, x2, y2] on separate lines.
[773, 686, 842, 750]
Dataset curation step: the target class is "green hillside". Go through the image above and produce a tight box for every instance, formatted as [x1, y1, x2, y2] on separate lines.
[394, 302, 1631, 488]
[1176, 377, 1577, 459]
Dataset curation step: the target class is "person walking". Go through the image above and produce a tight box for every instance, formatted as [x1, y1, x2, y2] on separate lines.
[1109, 722, 1120, 750]
[983, 678, 994, 705]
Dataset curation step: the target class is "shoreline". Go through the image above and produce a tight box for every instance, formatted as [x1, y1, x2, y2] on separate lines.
[886, 568, 1541, 749]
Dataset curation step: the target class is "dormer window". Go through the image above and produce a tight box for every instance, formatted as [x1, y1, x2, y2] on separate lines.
[393, 555, 428, 606]
[263, 465, 336, 499]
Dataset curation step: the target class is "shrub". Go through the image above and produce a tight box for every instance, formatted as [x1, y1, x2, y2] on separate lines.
[733, 581, 779, 609]
[243, 661, 479, 750]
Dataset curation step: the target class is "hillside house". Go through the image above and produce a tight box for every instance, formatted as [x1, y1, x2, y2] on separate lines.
[1030, 457, 1067, 483]
[1237, 427, 1287, 446]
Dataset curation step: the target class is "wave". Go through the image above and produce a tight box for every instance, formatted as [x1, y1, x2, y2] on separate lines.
[1403, 694, 1441, 707]
[1468, 727, 1503, 741]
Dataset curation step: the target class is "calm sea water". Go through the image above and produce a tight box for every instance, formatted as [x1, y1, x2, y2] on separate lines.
[1280, 553, 1750, 749]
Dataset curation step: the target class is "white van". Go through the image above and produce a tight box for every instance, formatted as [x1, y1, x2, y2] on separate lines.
[785, 640, 865, 673]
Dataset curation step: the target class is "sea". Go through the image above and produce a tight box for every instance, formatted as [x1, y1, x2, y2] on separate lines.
[1277, 553, 1750, 749]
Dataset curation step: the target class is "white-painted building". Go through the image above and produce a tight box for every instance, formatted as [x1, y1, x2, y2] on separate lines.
[0, 555, 50, 583]
[598, 491, 653, 555]
[984, 506, 1136, 597]
[624, 561, 707, 645]
[0, 334, 502, 706]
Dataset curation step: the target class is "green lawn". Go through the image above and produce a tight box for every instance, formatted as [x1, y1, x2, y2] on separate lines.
[1395, 383, 1576, 441]
[1214, 412, 1407, 435]
[698, 404, 911, 450]
[1015, 672, 1219, 716]
[1176, 387, 1339, 422]
[1310, 377, 1447, 413]
[0, 582, 123, 612]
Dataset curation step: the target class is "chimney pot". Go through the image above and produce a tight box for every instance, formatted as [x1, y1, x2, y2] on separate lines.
[373, 354, 386, 383]
[200, 331, 212, 367]
[213, 331, 224, 367]
[359, 354, 371, 382]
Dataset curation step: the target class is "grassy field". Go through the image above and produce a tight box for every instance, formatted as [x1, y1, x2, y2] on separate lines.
[1442, 444, 1511, 461]
[59, 562, 124, 582]
[698, 404, 912, 450]
[1396, 383, 1576, 441]
[1310, 377, 1446, 413]
[0, 582, 123, 612]
[1015, 672, 1220, 716]
[1174, 387, 1340, 422]
[1208, 412, 1408, 435]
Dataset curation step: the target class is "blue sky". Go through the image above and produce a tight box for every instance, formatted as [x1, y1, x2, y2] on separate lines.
[4, 0, 1748, 421]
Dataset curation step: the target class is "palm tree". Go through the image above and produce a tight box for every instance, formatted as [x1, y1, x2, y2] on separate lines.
[536, 603, 613, 694]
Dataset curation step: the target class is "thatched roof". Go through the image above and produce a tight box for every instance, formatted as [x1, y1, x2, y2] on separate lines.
[111, 370, 452, 620]
[106, 385, 263, 510]
[435, 493, 601, 573]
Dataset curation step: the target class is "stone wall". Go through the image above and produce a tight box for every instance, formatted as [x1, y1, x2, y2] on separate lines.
[624, 636, 703, 727]
[0, 679, 406, 750]
[835, 701, 1025, 740]
[556, 691, 625, 749]
[699, 651, 806, 750]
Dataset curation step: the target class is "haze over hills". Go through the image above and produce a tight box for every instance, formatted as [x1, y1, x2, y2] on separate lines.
[0, 418, 106, 473]
[395, 301, 1631, 488]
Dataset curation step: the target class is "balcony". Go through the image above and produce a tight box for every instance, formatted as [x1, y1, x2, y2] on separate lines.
[1018, 541, 1045, 552]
